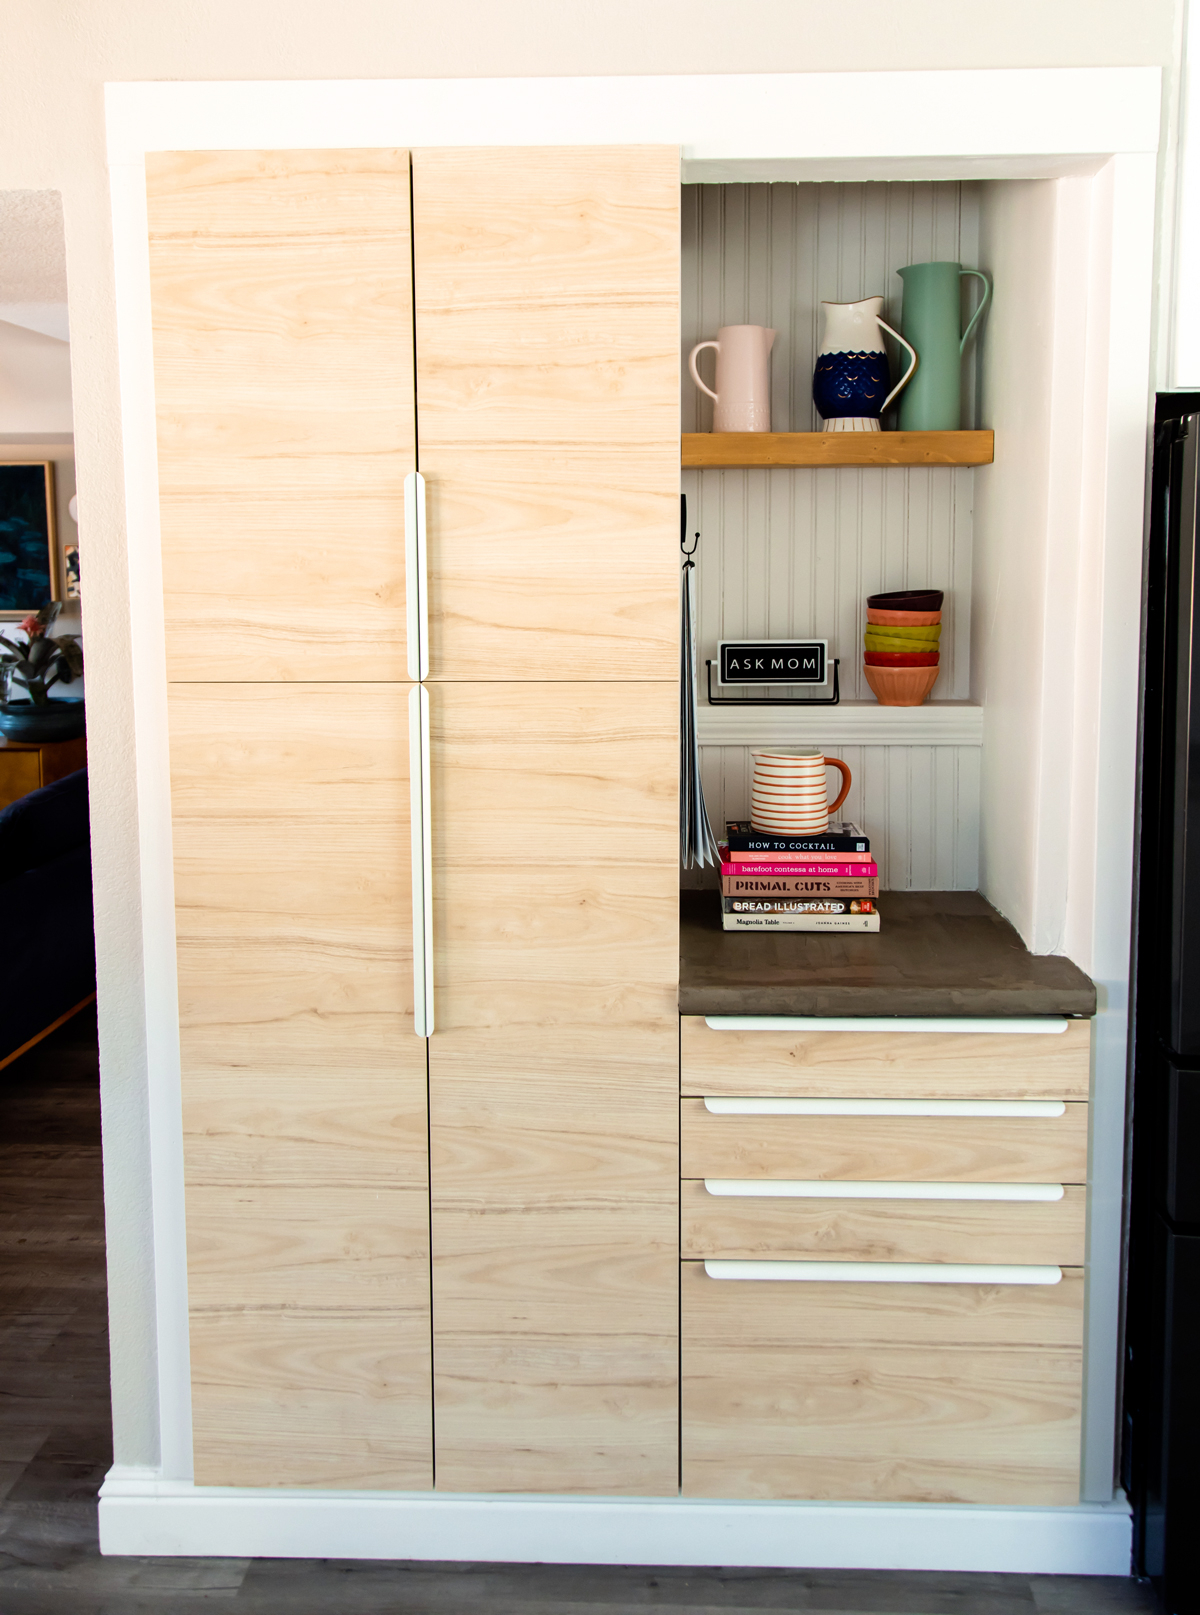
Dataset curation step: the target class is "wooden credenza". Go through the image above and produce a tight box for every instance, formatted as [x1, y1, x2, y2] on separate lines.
[0, 734, 86, 812]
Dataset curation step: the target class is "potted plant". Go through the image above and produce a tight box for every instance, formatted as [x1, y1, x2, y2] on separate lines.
[0, 603, 85, 741]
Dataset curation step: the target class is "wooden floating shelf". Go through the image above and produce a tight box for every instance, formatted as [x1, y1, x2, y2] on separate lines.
[681, 430, 994, 469]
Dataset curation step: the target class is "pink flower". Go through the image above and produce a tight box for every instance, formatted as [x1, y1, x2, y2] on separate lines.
[18, 615, 44, 639]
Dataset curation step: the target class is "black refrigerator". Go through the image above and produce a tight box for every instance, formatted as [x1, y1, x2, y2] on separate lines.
[1126, 393, 1200, 1610]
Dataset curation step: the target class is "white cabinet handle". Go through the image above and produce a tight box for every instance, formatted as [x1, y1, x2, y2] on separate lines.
[701, 1179, 1066, 1202]
[404, 471, 429, 681]
[702, 1096, 1066, 1117]
[704, 1016, 1069, 1034]
[408, 684, 434, 1036]
[703, 1260, 1064, 1284]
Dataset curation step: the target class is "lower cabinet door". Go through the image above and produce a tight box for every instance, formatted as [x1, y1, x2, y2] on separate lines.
[428, 683, 679, 1495]
[170, 683, 431, 1488]
[681, 1260, 1084, 1504]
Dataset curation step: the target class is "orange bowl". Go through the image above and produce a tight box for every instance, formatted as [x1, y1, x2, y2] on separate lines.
[866, 607, 942, 626]
[863, 663, 941, 706]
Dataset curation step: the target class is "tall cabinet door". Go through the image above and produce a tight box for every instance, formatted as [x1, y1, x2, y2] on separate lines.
[413, 148, 681, 1494]
[147, 150, 431, 1488]
[413, 146, 680, 681]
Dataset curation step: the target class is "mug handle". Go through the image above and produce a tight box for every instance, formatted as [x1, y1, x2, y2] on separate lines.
[688, 340, 720, 403]
[824, 756, 852, 816]
[959, 270, 992, 354]
[877, 318, 918, 412]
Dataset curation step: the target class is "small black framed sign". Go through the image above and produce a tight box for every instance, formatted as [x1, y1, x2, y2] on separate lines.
[0, 462, 59, 617]
[717, 639, 828, 685]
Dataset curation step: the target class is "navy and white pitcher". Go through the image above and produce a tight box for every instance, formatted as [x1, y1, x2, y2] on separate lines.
[812, 297, 918, 432]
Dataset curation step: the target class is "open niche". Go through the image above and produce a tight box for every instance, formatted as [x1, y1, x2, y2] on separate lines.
[684, 176, 1086, 915]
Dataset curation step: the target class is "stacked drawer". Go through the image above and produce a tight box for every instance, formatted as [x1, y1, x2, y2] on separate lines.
[679, 1013, 1092, 1506]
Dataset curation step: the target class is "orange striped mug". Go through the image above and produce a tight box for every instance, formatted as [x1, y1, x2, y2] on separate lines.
[750, 747, 852, 835]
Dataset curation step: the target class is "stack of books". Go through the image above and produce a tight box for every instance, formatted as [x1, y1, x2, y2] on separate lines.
[720, 820, 879, 933]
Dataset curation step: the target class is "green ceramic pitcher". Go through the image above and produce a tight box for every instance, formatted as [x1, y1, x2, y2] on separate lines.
[896, 261, 991, 431]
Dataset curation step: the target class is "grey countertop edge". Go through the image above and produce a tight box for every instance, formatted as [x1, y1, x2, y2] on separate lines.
[678, 987, 1097, 1018]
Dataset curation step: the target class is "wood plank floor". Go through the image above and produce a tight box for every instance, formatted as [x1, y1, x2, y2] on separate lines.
[0, 1007, 1155, 1613]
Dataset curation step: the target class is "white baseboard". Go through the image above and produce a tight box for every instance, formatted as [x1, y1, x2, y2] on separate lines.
[99, 1467, 1133, 1574]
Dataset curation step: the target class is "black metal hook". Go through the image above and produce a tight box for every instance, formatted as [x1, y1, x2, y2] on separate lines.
[681, 494, 699, 560]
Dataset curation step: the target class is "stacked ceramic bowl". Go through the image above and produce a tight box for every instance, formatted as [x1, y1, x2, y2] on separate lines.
[862, 589, 944, 706]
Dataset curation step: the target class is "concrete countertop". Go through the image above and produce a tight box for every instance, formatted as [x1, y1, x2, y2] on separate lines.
[679, 889, 1097, 1018]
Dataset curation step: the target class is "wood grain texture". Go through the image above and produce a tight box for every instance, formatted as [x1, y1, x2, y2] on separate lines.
[168, 682, 431, 1487]
[0, 751, 40, 812]
[681, 1010, 1092, 1099]
[0, 736, 86, 812]
[413, 147, 679, 679]
[427, 680, 679, 1494]
[681, 1098, 1087, 1184]
[189, 1311, 431, 1490]
[681, 431, 994, 468]
[146, 148, 415, 681]
[420, 445, 678, 679]
[681, 1261, 1082, 1504]
[680, 1180, 1086, 1265]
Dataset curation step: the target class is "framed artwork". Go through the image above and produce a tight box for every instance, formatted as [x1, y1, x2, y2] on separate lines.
[0, 463, 59, 618]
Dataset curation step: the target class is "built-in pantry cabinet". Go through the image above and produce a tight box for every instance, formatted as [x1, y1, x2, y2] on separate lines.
[147, 144, 680, 1494]
[145, 145, 1094, 1509]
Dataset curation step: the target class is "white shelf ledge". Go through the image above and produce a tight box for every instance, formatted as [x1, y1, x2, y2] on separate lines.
[696, 700, 983, 748]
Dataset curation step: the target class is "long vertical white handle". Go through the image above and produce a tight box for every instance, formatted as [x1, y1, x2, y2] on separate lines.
[404, 471, 429, 681]
[409, 683, 434, 1035]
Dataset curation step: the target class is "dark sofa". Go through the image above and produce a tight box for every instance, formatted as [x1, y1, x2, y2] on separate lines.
[0, 769, 95, 1067]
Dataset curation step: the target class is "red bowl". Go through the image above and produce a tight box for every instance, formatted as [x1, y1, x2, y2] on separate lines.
[864, 650, 940, 667]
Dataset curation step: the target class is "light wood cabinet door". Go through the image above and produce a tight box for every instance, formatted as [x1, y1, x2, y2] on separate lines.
[680, 1014, 1093, 1100]
[147, 148, 415, 682]
[680, 1180, 1087, 1266]
[427, 681, 679, 1494]
[682, 1261, 1083, 1504]
[169, 683, 431, 1488]
[681, 1098, 1088, 1184]
[412, 146, 680, 681]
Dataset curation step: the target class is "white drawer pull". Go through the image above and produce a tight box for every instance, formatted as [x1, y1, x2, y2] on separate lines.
[703, 1259, 1063, 1285]
[702, 1096, 1066, 1117]
[702, 1179, 1065, 1202]
[705, 1016, 1069, 1035]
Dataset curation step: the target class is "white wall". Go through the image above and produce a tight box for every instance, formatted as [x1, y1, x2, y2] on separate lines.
[0, 2, 1181, 1480]
[0, 321, 72, 435]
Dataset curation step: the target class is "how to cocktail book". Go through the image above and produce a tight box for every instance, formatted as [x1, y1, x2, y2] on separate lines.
[724, 820, 870, 855]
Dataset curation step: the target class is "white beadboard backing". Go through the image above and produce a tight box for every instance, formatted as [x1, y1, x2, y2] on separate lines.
[684, 745, 981, 893]
[682, 180, 982, 708]
[682, 182, 986, 890]
[682, 181, 983, 439]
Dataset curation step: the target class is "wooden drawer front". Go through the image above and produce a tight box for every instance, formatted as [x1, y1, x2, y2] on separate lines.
[681, 1015, 1091, 1100]
[681, 1260, 1083, 1504]
[680, 1180, 1086, 1265]
[681, 1099, 1088, 1184]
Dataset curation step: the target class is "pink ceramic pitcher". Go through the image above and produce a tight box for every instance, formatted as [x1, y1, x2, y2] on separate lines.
[689, 325, 777, 432]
